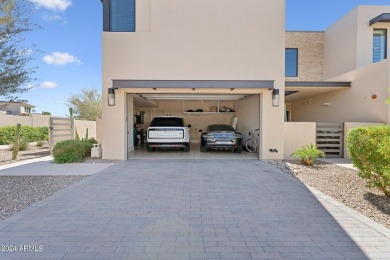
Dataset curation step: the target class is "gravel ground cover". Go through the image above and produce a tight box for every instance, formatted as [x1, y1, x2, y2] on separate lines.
[0, 175, 87, 220]
[271, 160, 390, 229]
[0, 146, 51, 166]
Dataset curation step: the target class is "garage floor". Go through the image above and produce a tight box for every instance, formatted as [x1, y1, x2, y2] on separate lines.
[128, 142, 258, 160]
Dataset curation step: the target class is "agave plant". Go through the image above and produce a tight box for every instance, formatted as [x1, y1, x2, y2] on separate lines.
[292, 144, 326, 166]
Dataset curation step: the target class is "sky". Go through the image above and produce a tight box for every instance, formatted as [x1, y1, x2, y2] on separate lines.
[9, 0, 390, 116]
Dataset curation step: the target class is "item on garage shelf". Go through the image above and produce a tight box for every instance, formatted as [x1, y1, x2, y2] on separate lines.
[186, 109, 194, 112]
[210, 106, 217, 112]
[195, 109, 204, 112]
[219, 106, 227, 112]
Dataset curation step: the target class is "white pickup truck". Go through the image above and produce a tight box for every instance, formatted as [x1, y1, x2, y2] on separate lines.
[146, 116, 190, 152]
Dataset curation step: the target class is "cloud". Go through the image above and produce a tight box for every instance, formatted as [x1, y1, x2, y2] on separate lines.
[43, 52, 81, 66]
[40, 81, 58, 89]
[42, 13, 67, 23]
[29, 0, 72, 12]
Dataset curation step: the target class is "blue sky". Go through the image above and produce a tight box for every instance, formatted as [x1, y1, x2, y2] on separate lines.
[13, 0, 390, 116]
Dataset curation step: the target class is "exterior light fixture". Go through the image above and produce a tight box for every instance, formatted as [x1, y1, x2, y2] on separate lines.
[272, 89, 279, 107]
[108, 88, 115, 106]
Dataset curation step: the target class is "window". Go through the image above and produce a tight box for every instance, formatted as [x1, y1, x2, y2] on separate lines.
[110, 0, 135, 32]
[24, 107, 31, 114]
[285, 48, 298, 77]
[373, 29, 387, 63]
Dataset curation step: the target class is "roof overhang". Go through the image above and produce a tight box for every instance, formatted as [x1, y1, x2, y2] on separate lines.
[285, 81, 351, 88]
[285, 81, 351, 102]
[112, 80, 274, 90]
[369, 13, 390, 26]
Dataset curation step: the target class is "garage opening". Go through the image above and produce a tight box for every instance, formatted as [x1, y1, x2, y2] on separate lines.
[127, 93, 261, 159]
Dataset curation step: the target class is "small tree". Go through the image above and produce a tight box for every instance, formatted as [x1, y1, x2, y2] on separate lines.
[67, 88, 102, 121]
[0, 0, 39, 98]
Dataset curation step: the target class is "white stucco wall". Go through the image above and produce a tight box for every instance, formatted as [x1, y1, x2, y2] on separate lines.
[292, 59, 390, 124]
[284, 122, 317, 159]
[324, 6, 390, 79]
[102, 0, 286, 160]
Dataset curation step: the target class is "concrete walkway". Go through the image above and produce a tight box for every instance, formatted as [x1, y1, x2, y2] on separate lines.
[0, 156, 114, 176]
[0, 159, 389, 259]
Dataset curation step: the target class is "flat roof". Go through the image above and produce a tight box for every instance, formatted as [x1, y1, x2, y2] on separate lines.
[370, 13, 390, 26]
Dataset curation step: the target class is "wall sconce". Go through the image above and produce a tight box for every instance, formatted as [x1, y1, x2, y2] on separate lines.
[108, 88, 115, 106]
[272, 89, 280, 107]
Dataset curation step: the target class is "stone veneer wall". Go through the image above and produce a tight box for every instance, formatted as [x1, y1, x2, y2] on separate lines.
[286, 31, 324, 82]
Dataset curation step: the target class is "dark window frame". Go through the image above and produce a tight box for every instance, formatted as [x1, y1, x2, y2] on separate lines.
[373, 29, 387, 63]
[285, 48, 298, 77]
[106, 0, 136, 32]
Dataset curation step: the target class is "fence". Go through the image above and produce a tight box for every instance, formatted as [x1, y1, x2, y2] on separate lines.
[0, 114, 98, 150]
[49, 117, 74, 151]
[316, 123, 344, 158]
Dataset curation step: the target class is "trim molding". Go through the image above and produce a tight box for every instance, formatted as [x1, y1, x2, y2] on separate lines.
[113, 80, 275, 89]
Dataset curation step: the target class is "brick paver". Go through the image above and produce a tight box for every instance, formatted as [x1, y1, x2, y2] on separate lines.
[0, 159, 385, 259]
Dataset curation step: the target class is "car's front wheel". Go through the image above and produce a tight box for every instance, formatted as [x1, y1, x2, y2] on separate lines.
[200, 145, 207, 152]
[234, 146, 243, 153]
[146, 144, 155, 152]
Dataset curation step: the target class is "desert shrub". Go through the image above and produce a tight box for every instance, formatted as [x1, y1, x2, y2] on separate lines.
[35, 126, 49, 141]
[82, 137, 98, 156]
[12, 138, 29, 151]
[0, 126, 49, 144]
[36, 140, 44, 147]
[0, 126, 15, 145]
[292, 144, 326, 166]
[347, 125, 390, 197]
[52, 140, 85, 164]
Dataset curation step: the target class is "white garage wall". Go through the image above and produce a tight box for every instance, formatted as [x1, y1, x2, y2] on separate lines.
[236, 95, 260, 142]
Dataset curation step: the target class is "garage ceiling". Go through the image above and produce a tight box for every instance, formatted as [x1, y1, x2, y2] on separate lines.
[133, 94, 159, 108]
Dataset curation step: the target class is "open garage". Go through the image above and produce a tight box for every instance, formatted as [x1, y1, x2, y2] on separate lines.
[127, 92, 261, 159]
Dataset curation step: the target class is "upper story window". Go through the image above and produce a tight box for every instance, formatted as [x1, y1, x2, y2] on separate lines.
[373, 29, 387, 63]
[110, 0, 135, 32]
[285, 48, 298, 77]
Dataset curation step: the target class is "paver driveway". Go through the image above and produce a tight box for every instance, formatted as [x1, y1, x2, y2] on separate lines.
[0, 160, 368, 259]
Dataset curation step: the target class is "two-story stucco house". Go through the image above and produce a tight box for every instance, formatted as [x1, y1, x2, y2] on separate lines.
[0, 101, 35, 115]
[100, 0, 390, 160]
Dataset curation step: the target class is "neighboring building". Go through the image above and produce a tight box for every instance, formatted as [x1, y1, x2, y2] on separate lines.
[285, 6, 390, 125]
[99, 0, 390, 160]
[0, 101, 35, 115]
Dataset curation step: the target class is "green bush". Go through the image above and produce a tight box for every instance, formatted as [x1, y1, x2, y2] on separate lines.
[36, 140, 44, 147]
[52, 140, 85, 164]
[0, 126, 15, 145]
[292, 144, 326, 166]
[0, 126, 49, 145]
[347, 125, 390, 197]
[82, 137, 98, 156]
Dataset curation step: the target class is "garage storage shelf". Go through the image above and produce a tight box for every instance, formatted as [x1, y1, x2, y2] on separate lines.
[182, 100, 236, 116]
[183, 111, 236, 116]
